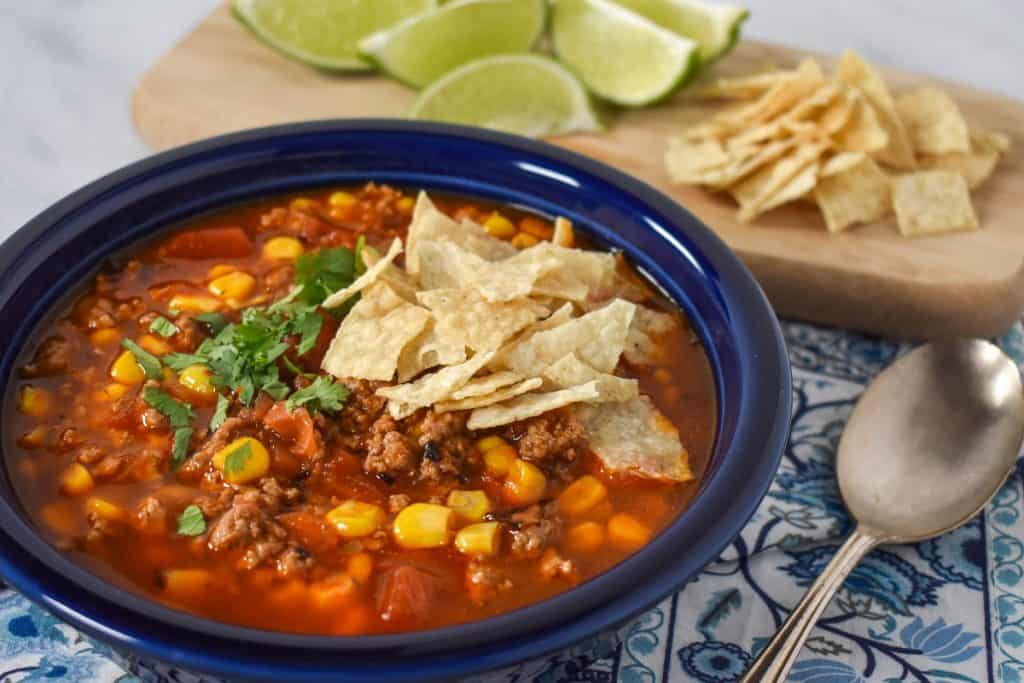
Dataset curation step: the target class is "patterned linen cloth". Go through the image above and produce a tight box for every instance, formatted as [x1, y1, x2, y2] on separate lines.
[1, 320, 1022, 683]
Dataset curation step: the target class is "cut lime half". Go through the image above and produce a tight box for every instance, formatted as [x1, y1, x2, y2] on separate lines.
[551, 0, 701, 107]
[611, 0, 748, 62]
[232, 0, 436, 71]
[409, 54, 602, 138]
[360, 0, 548, 88]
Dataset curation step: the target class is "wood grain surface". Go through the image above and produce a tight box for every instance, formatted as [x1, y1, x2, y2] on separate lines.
[133, 3, 1024, 339]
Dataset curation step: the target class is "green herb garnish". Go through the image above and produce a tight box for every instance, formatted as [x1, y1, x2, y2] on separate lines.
[176, 504, 206, 536]
[223, 441, 254, 478]
[171, 427, 193, 468]
[294, 246, 357, 307]
[285, 376, 350, 414]
[149, 316, 179, 338]
[121, 339, 163, 380]
[142, 386, 194, 428]
[210, 393, 230, 432]
[194, 312, 228, 335]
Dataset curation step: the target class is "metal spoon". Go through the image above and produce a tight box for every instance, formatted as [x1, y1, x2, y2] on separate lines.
[741, 339, 1024, 682]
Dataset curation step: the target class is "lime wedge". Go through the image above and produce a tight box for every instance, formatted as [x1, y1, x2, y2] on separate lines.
[611, 0, 748, 62]
[360, 0, 548, 88]
[232, 0, 436, 71]
[410, 55, 602, 138]
[551, 0, 701, 107]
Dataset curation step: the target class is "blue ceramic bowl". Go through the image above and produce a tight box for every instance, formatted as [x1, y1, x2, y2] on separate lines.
[0, 121, 790, 682]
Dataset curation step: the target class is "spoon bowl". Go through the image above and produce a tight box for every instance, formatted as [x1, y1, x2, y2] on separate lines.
[742, 339, 1024, 682]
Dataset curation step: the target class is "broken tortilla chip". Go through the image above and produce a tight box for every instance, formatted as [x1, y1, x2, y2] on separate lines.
[450, 371, 525, 400]
[624, 306, 678, 366]
[395, 324, 468, 383]
[436, 377, 544, 413]
[378, 350, 496, 413]
[731, 142, 827, 221]
[417, 288, 548, 352]
[466, 382, 600, 430]
[405, 192, 515, 275]
[835, 50, 916, 168]
[542, 353, 638, 403]
[814, 155, 892, 233]
[896, 86, 970, 156]
[892, 170, 978, 237]
[322, 238, 403, 309]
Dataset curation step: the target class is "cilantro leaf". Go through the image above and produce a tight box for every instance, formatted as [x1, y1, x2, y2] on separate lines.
[171, 427, 193, 468]
[293, 310, 323, 356]
[142, 386, 194, 428]
[285, 376, 350, 414]
[149, 316, 179, 338]
[194, 312, 228, 335]
[163, 351, 206, 371]
[210, 393, 230, 432]
[224, 441, 254, 478]
[176, 504, 206, 536]
[120, 340, 163, 380]
[295, 247, 356, 306]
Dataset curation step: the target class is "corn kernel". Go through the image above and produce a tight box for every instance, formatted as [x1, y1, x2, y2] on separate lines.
[162, 568, 214, 603]
[110, 350, 146, 385]
[347, 551, 374, 583]
[484, 212, 517, 238]
[89, 328, 121, 346]
[326, 501, 387, 538]
[553, 217, 575, 247]
[565, 521, 606, 553]
[212, 437, 270, 485]
[290, 197, 317, 212]
[475, 435, 508, 453]
[104, 383, 128, 400]
[558, 475, 608, 517]
[262, 236, 304, 261]
[168, 294, 221, 314]
[511, 232, 539, 249]
[208, 271, 256, 303]
[139, 334, 173, 356]
[393, 503, 453, 549]
[17, 385, 51, 417]
[504, 459, 547, 505]
[179, 365, 215, 397]
[60, 463, 94, 497]
[41, 501, 78, 536]
[455, 522, 501, 557]
[86, 497, 126, 523]
[208, 264, 237, 279]
[607, 513, 651, 551]
[18, 426, 48, 449]
[328, 191, 357, 208]
[446, 490, 491, 523]
[519, 216, 554, 240]
[396, 196, 415, 214]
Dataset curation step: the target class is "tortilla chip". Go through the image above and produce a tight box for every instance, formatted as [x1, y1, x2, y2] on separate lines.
[692, 70, 788, 100]
[920, 129, 1006, 190]
[395, 324, 468, 383]
[892, 170, 978, 237]
[814, 155, 892, 233]
[577, 396, 693, 482]
[405, 193, 515, 275]
[436, 378, 544, 413]
[450, 371, 525, 400]
[552, 217, 574, 248]
[501, 299, 636, 376]
[895, 86, 970, 155]
[542, 353, 638, 403]
[973, 129, 1011, 154]
[816, 89, 857, 134]
[417, 288, 548, 351]
[466, 382, 600, 430]
[694, 136, 804, 189]
[835, 51, 916, 168]
[722, 58, 826, 127]
[624, 306, 678, 366]
[510, 242, 617, 302]
[321, 283, 431, 381]
[416, 240, 555, 303]
[731, 143, 827, 221]
[358, 246, 419, 302]
[665, 137, 731, 183]
[820, 151, 868, 177]
[378, 350, 496, 415]
[322, 238, 403, 309]
[832, 92, 889, 154]
[784, 84, 842, 123]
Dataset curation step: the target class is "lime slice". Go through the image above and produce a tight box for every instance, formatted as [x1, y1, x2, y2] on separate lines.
[551, 0, 701, 107]
[232, 0, 436, 71]
[360, 0, 548, 88]
[410, 55, 602, 138]
[610, 0, 748, 62]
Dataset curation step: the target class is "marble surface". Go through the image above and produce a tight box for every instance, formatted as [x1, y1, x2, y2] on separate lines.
[1, 1, 1021, 239]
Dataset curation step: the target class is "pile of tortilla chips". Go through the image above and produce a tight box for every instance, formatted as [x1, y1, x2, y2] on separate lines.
[319, 193, 693, 482]
[665, 50, 1011, 236]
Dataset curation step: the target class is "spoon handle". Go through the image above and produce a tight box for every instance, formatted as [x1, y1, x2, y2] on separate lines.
[739, 527, 881, 683]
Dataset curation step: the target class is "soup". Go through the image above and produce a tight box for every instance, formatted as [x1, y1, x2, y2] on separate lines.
[6, 183, 716, 635]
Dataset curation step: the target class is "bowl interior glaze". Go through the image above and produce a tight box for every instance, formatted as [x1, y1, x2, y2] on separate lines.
[0, 121, 790, 682]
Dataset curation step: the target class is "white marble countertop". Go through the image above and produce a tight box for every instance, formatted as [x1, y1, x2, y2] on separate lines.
[1, 1, 1020, 239]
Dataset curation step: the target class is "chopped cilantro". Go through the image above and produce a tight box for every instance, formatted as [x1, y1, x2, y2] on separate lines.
[293, 309, 323, 356]
[294, 246, 356, 307]
[121, 340, 163, 380]
[171, 427, 193, 468]
[176, 504, 206, 536]
[194, 312, 228, 335]
[142, 386, 194, 428]
[285, 376, 349, 414]
[210, 393, 230, 432]
[149, 316, 179, 338]
[224, 441, 254, 478]
[281, 355, 313, 379]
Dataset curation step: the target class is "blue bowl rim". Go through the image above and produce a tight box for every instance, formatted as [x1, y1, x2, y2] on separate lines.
[0, 120, 791, 678]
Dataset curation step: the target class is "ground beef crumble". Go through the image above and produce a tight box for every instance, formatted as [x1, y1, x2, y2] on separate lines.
[505, 408, 587, 466]
[506, 502, 562, 558]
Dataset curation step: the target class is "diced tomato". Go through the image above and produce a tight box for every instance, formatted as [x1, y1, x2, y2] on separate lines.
[378, 566, 435, 628]
[163, 227, 253, 259]
[264, 403, 318, 459]
[278, 511, 338, 554]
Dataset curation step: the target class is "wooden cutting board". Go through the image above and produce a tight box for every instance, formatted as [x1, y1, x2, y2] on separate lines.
[133, 3, 1024, 340]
